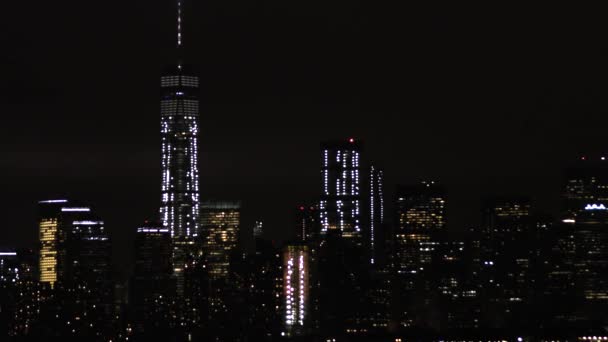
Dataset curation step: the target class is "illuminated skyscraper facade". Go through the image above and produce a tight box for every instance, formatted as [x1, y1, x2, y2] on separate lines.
[39, 219, 58, 286]
[393, 182, 446, 328]
[369, 166, 384, 264]
[201, 201, 240, 320]
[320, 139, 362, 238]
[393, 181, 446, 276]
[159, 1, 201, 297]
[159, 0, 200, 236]
[395, 181, 446, 232]
[37, 199, 69, 287]
[283, 244, 310, 337]
[201, 201, 240, 280]
[159, 66, 200, 238]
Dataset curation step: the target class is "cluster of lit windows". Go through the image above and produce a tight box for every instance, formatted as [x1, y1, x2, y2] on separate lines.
[398, 197, 446, 231]
[161, 75, 199, 88]
[39, 218, 58, 286]
[0, 253, 19, 284]
[494, 204, 530, 218]
[395, 182, 446, 232]
[369, 166, 384, 264]
[201, 203, 240, 279]
[320, 141, 362, 236]
[394, 233, 433, 273]
[283, 245, 308, 335]
[160, 71, 200, 239]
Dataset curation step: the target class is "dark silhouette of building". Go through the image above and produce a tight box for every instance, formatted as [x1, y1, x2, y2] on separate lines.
[295, 205, 319, 242]
[130, 223, 174, 335]
[392, 181, 446, 329]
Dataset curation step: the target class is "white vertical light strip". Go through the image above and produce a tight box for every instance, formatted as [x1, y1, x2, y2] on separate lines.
[177, 0, 182, 47]
[379, 170, 384, 224]
[285, 256, 294, 326]
[370, 166, 375, 264]
[298, 253, 305, 326]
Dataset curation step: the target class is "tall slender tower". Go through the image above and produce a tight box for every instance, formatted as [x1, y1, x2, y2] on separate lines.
[369, 165, 384, 264]
[160, 0, 200, 239]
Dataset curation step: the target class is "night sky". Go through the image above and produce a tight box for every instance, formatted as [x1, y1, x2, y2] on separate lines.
[1, 2, 607, 270]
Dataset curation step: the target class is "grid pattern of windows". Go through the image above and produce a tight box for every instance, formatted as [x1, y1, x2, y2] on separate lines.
[395, 181, 446, 232]
[283, 245, 309, 336]
[39, 218, 58, 286]
[320, 140, 362, 238]
[369, 166, 384, 264]
[201, 201, 240, 280]
[159, 69, 200, 239]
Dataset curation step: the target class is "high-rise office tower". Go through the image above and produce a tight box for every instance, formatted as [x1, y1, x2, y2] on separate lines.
[0, 250, 18, 283]
[395, 181, 446, 232]
[38, 200, 93, 287]
[159, 0, 201, 293]
[64, 218, 111, 286]
[0, 250, 18, 336]
[393, 182, 446, 328]
[570, 209, 608, 303]
[35, 200, 113, 337]
[200, 201, 240, 327]
[320, 139, 362, 238]
[480, 197, 535, 328]
[369, 166, 384, 264]
[201, 201, 241, 280]
[37, 199, 69, 288]
[393, 181, 446, 274]
[295, 205, 318, 242]
[159, 67, 200, 238]
[131, 223, 174, 334]
[62, 216, 113, 335]
[563, 157, 608, 220]
[283, 244, 310, 337]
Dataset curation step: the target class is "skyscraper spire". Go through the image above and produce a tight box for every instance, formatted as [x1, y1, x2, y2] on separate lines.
[160, 0, 201, 296]
[176, 0, 182, 47]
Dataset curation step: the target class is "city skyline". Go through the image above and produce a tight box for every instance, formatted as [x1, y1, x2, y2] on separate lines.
[1, 1, 608, 339]
[1, 2, 607, 252]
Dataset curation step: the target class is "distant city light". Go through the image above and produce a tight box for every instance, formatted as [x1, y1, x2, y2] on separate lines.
[73, 221, 103, 226]
[0, 252, 17, 256]
[61, 207, 91, 212]
[38, 199, 68, 204]
[585, 204, 607, 211]
[137, 228, 170, 233]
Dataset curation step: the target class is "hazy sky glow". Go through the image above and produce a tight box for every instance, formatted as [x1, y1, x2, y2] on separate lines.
[1, 2, 606, 264]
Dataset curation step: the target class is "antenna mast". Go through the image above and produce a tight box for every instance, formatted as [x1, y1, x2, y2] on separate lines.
[177, 0, 183, 47]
